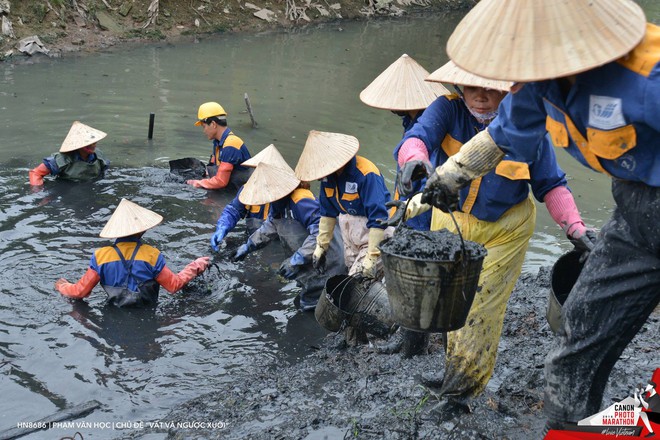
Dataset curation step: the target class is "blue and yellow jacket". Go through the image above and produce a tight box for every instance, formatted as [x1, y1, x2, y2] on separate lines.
[488, 23, 660, 187]
[211, 128, 251, 171]
[396, 94, 567, 222]
[90, 237, 166, 291]
[319, 156, 391, 229]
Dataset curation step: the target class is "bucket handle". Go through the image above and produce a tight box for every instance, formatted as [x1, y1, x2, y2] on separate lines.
[398, 192, 470, 302]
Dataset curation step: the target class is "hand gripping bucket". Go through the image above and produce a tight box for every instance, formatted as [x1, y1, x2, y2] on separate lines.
[379, 226, 487, 333]
[315, 275, 397, 338]
[547, 249, 585, 334]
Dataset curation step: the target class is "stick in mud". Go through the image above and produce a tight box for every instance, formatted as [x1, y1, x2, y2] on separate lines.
[244, 93, 258, 128]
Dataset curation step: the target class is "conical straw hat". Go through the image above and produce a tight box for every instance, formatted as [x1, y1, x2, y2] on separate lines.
[239, 162, 301, 206]
[241, 144, 289, 169]
[426, 60, 513, 92]
[60, 121, 107, 153]
[99, 198, 164, 239]
[447, 0, 647, 82]
[294, 131, 359, 181]
[359, 54, 450, 110]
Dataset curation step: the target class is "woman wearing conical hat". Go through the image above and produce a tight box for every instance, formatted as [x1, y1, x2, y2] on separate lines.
[418, 0, 657, 432]
[29, 121, 110, 186]
[360, 53, 450, 133]
[55, 199, 210, 308]
[210, 144, 289, 251]
[295, 130, 393, 280]
[230, 161, 346, 311]
[360, 54, 450, 232]
[384, 59, 593, 406]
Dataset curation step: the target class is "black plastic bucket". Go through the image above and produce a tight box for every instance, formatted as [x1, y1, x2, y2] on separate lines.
[547, 250, 585, 334]
[168, 157, 207, 181]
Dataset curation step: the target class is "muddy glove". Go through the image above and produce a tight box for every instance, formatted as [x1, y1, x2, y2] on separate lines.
[313, 216, 336, 274]
[421, 130, 504, 211]
[379, 193, 431, 227]
[211, 225, 229, 252]
[397, 159, 434, 198]
[156, 257, 210, 294]
[278, 251, 305, 280]
[569, 227, 598, 254]
[187, 257, 211, 275]
[543, 186, 596, 258]
[232, 239, 257, 262]
[361, 228, 386, 278]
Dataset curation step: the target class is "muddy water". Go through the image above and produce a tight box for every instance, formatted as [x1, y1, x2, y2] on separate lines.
[0, 6, 658, 439]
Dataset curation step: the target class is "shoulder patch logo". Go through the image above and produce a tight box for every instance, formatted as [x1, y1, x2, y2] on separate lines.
[589, 95, 625, 130]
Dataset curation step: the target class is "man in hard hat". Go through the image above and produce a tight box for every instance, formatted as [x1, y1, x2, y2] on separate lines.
[385, 60, 594, 408]
[29, 121, 110, 186]
[188, 101, 252, 190]
[419, 0, 660, 433]
[55, 198, 210, 307]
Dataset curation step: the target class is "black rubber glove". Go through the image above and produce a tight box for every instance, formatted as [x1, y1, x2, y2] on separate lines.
[397, 160, 434, 198]
[377, 200, 407, 227]
[570, 228, 598, 262]
[312, 251, 327, 274]
[420, 170, 459, 212]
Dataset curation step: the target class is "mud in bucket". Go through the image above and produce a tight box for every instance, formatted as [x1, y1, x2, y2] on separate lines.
[547, 249, 585, 334]
[380, 227, 487, 333]
[315, 275, 397, 338]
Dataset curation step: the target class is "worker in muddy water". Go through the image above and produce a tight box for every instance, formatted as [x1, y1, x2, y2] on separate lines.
[187, 101, 252, 191]
[419, 0, 660, 434]
[359, 53, 450, 232]
[55, 198, 211, 307]
[29, 121, 110, 186]
[210, 145, 290, 251]
[231, 161, 346, 311]
[295, 130, 394, 280]
[384, 60, 595, 411]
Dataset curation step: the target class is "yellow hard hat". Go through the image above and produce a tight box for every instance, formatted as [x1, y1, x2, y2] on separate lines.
[195, 102, 227, 126]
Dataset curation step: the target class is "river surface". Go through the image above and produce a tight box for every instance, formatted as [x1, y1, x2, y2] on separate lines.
[0, 4, 658, 439]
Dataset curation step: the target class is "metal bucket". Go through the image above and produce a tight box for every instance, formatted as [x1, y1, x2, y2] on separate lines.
[380, 241, 486, 333]
[547, 250, 585, 334]
[314, 275, 396, 338]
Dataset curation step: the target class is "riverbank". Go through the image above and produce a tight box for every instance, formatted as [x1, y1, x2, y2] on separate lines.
[115, 268, 659, 439]
[0, 0, 472, 62]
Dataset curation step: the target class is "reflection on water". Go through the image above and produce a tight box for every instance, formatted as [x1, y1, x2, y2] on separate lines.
[0, 5, 658, 437]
